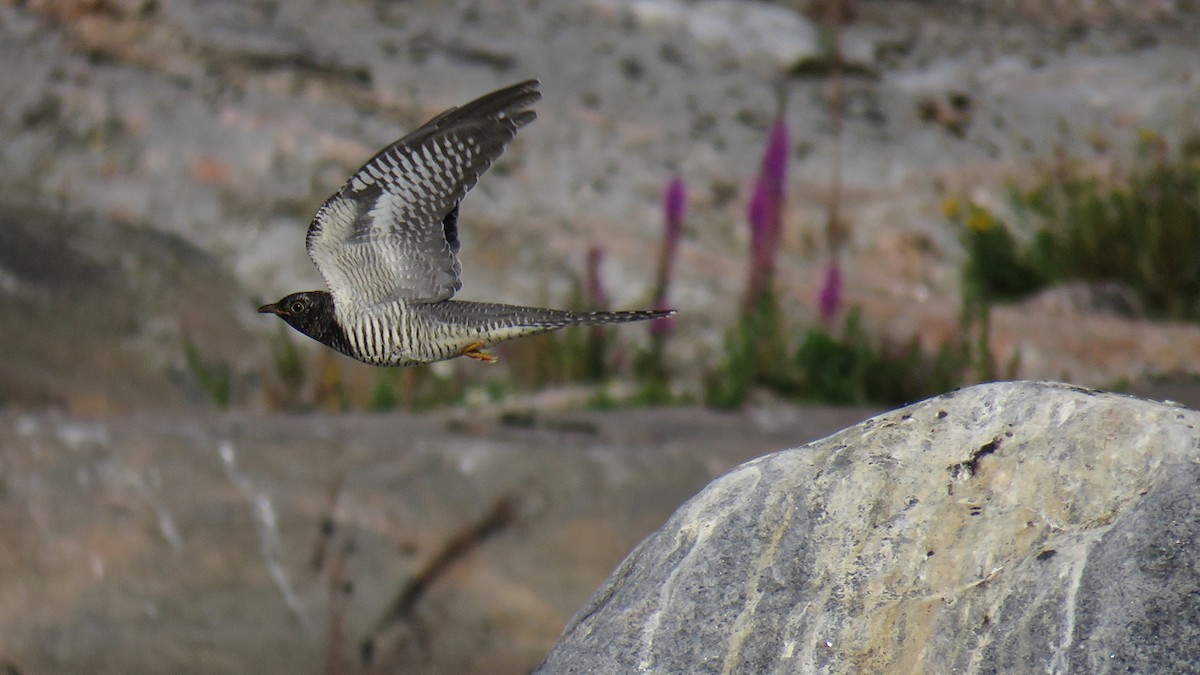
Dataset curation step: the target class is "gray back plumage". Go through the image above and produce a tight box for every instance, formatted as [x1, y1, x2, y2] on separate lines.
[305, 80, 542, 316]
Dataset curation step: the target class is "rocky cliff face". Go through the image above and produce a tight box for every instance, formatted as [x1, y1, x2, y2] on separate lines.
[540, 381, 1200, 673]
[4, 1, 1200, 409]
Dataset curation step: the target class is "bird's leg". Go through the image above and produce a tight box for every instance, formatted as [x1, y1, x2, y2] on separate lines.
[462, 341, 498, 364]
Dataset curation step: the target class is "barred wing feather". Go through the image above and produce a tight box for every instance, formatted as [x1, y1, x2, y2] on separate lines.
[305, 80, 541, 313]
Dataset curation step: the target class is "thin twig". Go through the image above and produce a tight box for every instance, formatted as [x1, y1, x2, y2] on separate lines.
[361, 495, 520, 665]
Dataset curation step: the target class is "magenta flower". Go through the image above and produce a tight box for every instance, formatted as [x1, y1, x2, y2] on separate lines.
[760, 117, 791, 199]
[817, 261, 843, 325]
[651, 176, 686, 340]
[662, 176, 686, 276]
[746, 116, 790, 307]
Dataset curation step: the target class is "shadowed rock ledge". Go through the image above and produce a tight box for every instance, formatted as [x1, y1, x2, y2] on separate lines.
[539, 381, 1200, 674]
[0, 404, 871, 674]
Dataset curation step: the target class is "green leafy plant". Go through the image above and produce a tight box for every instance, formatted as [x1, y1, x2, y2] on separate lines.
[367, 370, 400, 411]
[704, 302, 767, 409]
[182, 338, 232, 408]
[957, 202, 1052, 306]
[793, 309, 968, 407]
[954, 133, 1200, 320]
[366, 364, 463, 412]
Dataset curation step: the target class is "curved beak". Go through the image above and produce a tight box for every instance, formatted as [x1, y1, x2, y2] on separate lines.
[258, 302, 283, 315]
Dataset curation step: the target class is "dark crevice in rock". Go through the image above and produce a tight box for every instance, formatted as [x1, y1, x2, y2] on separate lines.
[947, 436, 1001, 481]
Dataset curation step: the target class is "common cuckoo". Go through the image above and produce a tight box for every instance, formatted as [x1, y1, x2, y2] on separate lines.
[258, 80, 673, 366]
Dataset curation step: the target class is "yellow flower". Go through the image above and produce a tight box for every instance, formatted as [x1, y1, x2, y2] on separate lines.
[940, 196, 962, 219]
[965, 205, 995, 232]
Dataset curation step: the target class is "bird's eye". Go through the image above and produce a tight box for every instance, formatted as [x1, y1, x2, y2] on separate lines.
[290, 301, 305, 313]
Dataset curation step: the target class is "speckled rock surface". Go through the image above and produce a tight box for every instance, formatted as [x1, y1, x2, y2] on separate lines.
[538, 381, 1200, 673]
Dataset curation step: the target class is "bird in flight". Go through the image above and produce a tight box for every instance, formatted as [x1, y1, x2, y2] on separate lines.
[259, 80, 673, 366]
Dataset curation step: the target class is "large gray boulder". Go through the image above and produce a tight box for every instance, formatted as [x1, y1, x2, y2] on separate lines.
[539, 381, 1200, 673]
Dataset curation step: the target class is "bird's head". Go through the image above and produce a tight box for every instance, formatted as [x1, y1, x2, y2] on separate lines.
[258, 291, 336, 341]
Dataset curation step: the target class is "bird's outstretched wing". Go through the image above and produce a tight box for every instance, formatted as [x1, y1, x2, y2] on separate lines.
[306, 80, 541, 313]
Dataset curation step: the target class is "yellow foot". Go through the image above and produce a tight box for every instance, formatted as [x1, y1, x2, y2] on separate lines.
[462, 341, 498, 364]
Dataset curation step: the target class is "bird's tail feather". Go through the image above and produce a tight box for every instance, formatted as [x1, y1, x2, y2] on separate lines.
[427, 301, 674, 328]
[532, 309, 675, 327]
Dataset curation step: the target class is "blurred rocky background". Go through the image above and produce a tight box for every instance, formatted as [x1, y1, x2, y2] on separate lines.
[2, 0, 1200, 672]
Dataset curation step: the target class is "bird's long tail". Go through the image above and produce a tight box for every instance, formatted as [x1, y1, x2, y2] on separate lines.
[536, 308, 675, 327]
[426, 301, 674, 329]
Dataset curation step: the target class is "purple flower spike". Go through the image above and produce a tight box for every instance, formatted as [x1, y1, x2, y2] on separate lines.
[747, 180, 772, 274]
[745, 115, 791, 305]
[586, 245, 609, 310]
[665, 176, 687, 229]
[650, 175, 687, 342]
[658, 176, 687, 292]
[761, 118, 791, 195]
[817, 261, 843, 326]
[761, 117, 790, 256]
